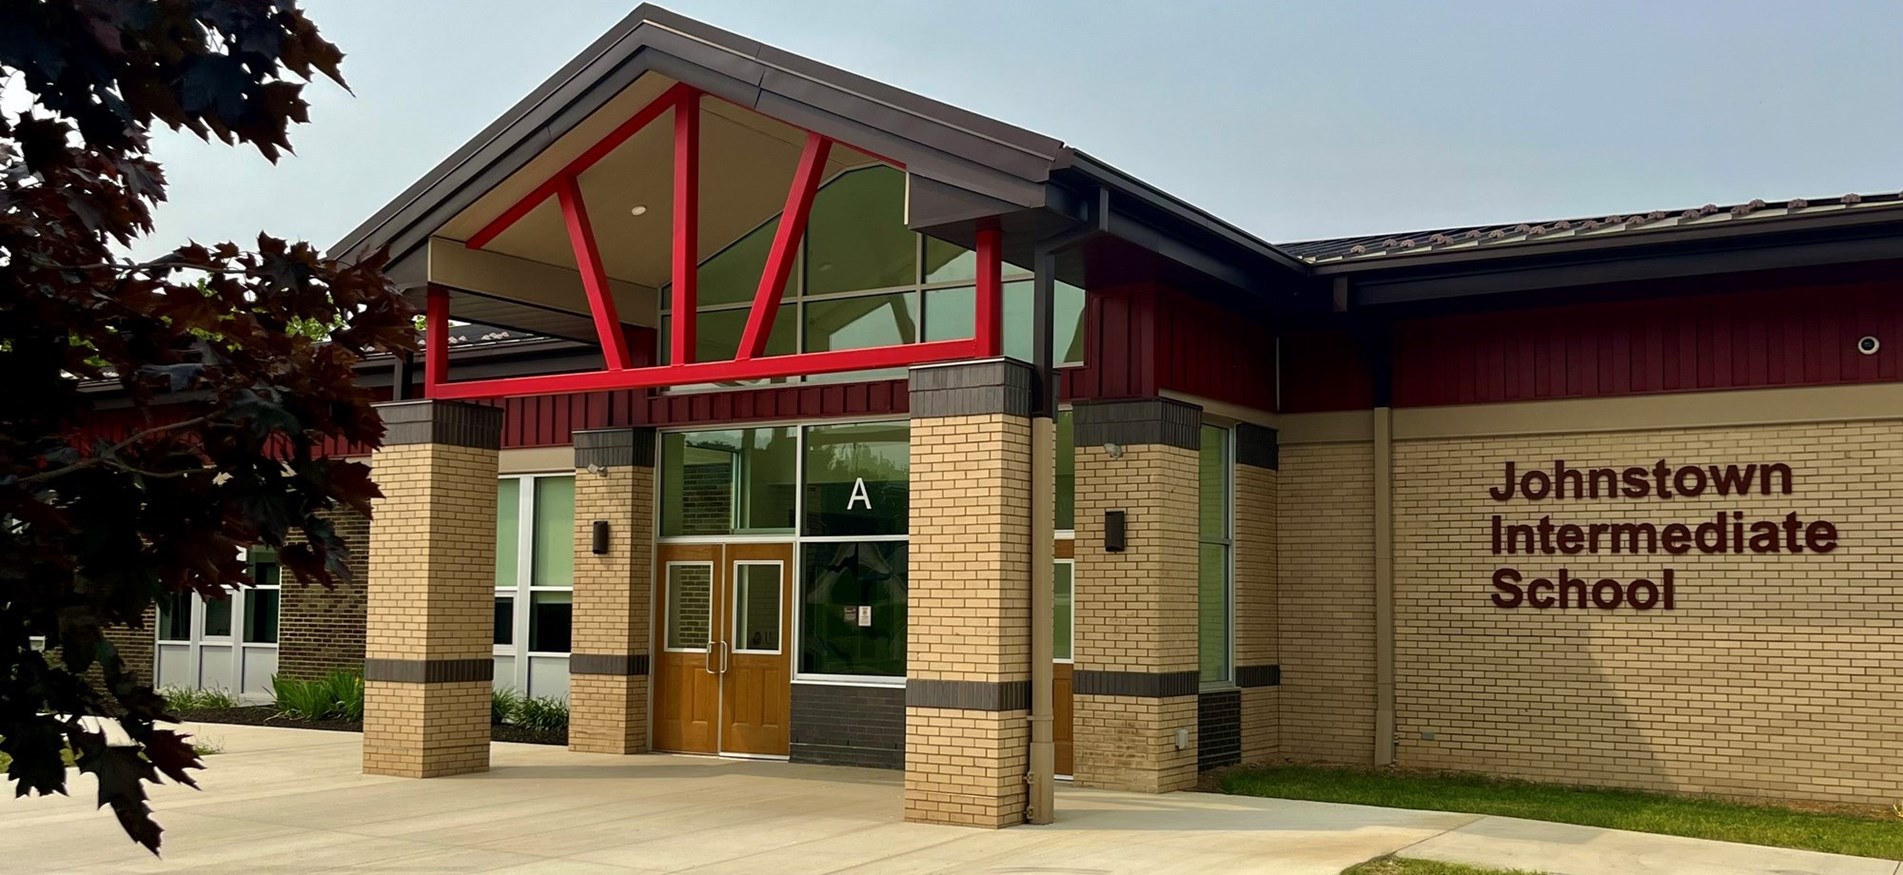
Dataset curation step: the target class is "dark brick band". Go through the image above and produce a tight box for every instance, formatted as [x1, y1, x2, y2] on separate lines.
[376, 400, 502, 450]
[573, 428, 656, 470]
[1235, 423, 1279, 470]
[1235, 664, 1282, 688]
[1073, 669, 1200, 698]
[1072, 398, 1202, 451]
[792, 683, 904, 770]
[908, 359, 1034, 419]
[569, 653, 649, 676]
[362, 657, 493, 684]
[905, 678, 1031, 711]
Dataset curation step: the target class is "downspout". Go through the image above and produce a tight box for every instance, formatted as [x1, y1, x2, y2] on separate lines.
[1027, 191, 1104, 825]
[1340, 276, 1396, 767]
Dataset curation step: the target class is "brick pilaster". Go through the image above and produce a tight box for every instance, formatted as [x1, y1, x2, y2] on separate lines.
[905, 360, 1034, 828]
[363, 400, 500, 778]
[1071, 398, 1202, 793]
[1233, 423, 1280, 763]
[567, 428, 656, 755]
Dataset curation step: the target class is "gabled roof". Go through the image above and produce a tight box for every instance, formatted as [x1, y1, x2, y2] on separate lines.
[1282, 190, 1903, 266]
[331, 4, 1302, 301]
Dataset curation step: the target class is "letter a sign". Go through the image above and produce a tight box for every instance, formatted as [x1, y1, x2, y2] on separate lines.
[847, 477, 873, 511]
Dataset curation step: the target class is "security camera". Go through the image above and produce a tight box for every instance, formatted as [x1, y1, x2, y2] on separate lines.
[1857, 336, 1881, 356]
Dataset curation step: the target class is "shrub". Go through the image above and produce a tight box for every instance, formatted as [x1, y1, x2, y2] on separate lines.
[271, 669, 365, 722]
[513, 695, 569, 734]
[491, 688, 522, 726]
[159, 686, 241, 711]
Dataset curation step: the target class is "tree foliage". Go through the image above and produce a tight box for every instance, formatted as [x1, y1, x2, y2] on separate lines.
[0, 0, 412, 853]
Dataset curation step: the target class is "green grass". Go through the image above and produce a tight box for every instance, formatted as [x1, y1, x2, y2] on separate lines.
[1343, 857, 1541, 875]
[1222, 764, 1903, 861]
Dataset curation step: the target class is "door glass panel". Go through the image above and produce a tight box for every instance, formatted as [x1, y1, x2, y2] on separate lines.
[733, 563, 782, 653]
[243, 590, 279, 644]
[202, 596, 232, 638]
[1053, 561, 1074, 661]
[529, 591, 572, 653]
[666, 563, 714, 650]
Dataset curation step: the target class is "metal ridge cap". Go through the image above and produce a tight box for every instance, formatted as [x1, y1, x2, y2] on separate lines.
[1310, 202, 1903, 276]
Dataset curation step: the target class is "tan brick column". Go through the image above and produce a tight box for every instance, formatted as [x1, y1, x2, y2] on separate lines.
[568, 428, 656, 755]
[1233, 423, 1280, 763]
[1071, 398, 1201, 793]
[363, 400, 501, 778]
[905, 360, 1034, 828]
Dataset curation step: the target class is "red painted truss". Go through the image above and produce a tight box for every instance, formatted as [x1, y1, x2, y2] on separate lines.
[437, 85, 1000, 400]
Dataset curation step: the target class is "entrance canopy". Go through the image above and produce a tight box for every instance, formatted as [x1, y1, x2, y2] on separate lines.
[331, 4, 1305, 398]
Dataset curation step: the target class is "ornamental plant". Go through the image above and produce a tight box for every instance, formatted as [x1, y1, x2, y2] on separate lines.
[0, 0, 411, 853]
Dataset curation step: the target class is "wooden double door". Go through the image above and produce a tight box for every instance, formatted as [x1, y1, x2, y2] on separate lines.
[653, 543, 794, 757]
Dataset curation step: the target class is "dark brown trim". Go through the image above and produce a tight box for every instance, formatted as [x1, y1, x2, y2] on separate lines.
[1235, 423, 1279, 470]
[362, 657, 494, 684]
[569, 653, 650, 676]
[1235, 664, 1281, 688]
[908, 359, 1035, 419]
[573, 428, 657, 470]
[1072, 669, 1199, 699]
[376, 400, 503, 450]
[1072, 398, 1202, 451]
[905, 678, 1031, 711]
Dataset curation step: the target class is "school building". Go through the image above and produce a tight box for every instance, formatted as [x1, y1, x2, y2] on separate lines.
[109, 4, 1903, 826]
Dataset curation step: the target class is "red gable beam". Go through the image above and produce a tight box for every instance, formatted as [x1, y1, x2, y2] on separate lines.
[557, 177, 633, 369]
[671, 90, 700, 364]
[737, 132, 831, 360]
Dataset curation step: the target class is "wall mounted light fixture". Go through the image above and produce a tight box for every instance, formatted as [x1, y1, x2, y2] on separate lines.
[591, 520, 610, 555]
[1104, 510, 1126, 552]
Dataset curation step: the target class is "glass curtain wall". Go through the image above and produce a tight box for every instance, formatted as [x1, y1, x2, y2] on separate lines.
[494, 474, 576, 698]
[659, 165, 1087, 381]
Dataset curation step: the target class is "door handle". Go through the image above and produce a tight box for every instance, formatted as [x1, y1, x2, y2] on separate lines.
[719, 640, 730, 674]
[703, 640, 718, 675]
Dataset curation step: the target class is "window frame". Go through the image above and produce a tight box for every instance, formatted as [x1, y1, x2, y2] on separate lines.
[494, 472, 577, 665]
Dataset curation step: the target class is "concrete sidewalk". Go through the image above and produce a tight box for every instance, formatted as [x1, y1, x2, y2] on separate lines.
[0, 723, 1894, 875]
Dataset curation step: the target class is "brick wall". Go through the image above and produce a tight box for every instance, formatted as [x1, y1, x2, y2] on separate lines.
[279, 507, 370, 680]
[568, 453, 654, 755]
[1235, 462, 1279, 762]
[100, 604, 157, 692]
[1073, 442, 1200, 792]
[791, 683, 905, 769]
[1277, 441, 1377, 764]
[1392, 419, 1903, 806]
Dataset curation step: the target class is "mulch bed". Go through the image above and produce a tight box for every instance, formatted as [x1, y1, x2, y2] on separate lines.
[175, 705, 566, 746]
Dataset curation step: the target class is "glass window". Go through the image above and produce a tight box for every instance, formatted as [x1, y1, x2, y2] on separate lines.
[734, 563, 782, 653]
[666, 564, 713, 650]
[661, 428, 799, 537]
[1003, 280, 1087, 365]
[494, 596, 514, 646]
[156, 592, 192, 642]
[1198, 425, 1232, 685]
[1056, 410, 1075, 530]
[1053, 561, 1074, 662]
[662, 305, 797, 366]
[803, 421, 909, 536]
[804, 292, 918, 353]
[923, 237, 974, 284]
[805, 166, 913, 295]
[696, 217, 783, 308]
[529, 591, 572, 653]
[921, 286, 974, 342]
[799, 541, 906, 676]
[202, 596, 232, 638]
[495, 479, 521, 588]
[243, 590, 279, 644]
[531, 476, 574, 587]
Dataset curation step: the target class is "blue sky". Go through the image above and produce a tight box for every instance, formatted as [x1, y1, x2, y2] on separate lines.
[134, 0, 1903, 258]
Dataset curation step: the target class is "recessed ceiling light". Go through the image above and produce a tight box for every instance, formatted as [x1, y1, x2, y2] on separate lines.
[629, 205, 648, 216]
